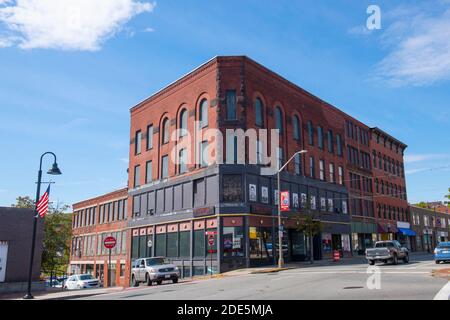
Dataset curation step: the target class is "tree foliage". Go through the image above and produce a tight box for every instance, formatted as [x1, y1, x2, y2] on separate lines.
[12, 196, 73, 276]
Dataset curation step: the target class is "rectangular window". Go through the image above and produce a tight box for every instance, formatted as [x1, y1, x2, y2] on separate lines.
[147, 125, 153, 150]
[226, 90, 237, 120]
[329, 163, 335, 183]
[317, 126, 324, 149]
[319, 160, 325, 181]
[223, 175, 242, 203]
[134, 165, 140, 188]
[308, 122, 314, 146]
[309, 156, 315, 178]
[336, 134, 343, 156]
[135, 130, 142, 155]
[179, 148, 187, 174]
[295, 153, 301, 175]
[327, 130, 334, 153]
[201, 141, 209, 167]
[146, 161, 153, 184]
[161, 155, 169, 179]
[338, 166, 344, 185]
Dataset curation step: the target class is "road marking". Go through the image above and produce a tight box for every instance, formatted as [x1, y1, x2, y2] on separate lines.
[434, 281, 450, 300]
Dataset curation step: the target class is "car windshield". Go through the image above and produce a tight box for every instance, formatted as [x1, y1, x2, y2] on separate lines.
[79, 275, 94, 281]
[146, 258, 167, 266]
[375, 242, 393, 248]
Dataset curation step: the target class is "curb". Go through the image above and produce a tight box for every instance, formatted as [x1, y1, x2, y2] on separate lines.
[250, 267, 293, 274]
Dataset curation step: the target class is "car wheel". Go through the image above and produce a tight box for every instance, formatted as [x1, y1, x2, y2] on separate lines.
[435, 260, 440, 264]
[131, 275, 139, 287]
[156, 280, 163, 285]
[392, 254, 398, 265]
[403, 254, 409, 264]
[172, 278, 179, 284]
[369, 260, 375, 266]
[146, 274, 152, 286]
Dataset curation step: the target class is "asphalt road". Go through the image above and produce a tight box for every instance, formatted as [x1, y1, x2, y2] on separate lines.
[80, 255, 449, 300]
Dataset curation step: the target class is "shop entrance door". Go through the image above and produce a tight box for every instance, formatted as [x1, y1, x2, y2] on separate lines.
[289, 230, 307, 261]
[332, 234, 342, 257]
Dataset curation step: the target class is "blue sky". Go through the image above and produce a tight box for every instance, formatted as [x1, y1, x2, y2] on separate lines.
[0, 0, 449, 209]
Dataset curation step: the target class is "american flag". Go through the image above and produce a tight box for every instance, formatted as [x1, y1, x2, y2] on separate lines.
[36, 184, 51, 218]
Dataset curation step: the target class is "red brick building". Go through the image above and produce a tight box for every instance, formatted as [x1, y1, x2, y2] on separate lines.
[70, 188, 129, 287]
[370, 128, 409, 244]
[70, 56, 411, 285]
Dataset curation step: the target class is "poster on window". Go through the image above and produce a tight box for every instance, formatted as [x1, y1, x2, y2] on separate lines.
[310, 196, 316, 210]
[322, 233, 332, 253]
[328, 199, 334, 212]
[261, 187, 269, 204]
[292, 193, 299, 208]
[249, 184, 257, 202]
[320, 197, 326, 211]
[301, 193, 307, 208]
[280, 191, 290, 211]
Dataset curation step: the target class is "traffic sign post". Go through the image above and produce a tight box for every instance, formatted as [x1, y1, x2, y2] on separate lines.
[104, 236, 116, 287]
[205, 231, 217, 277]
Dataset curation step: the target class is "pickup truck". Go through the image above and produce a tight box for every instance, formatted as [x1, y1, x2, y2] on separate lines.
[366, 241, 409, 265]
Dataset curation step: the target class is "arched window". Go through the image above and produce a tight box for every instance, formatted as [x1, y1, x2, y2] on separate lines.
[179, 109, 188, 137]
[162, 117, 170, 144]
[199, 99, 209, 128]
[293, 115, 300, 140]
[255, 98, 264, 127]
[275, 106, 283, 133]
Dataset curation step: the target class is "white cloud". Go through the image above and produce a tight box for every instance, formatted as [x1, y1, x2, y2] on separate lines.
[404, 154, 450, 164]
[0, 0, 156, 51]
[373, 6, 450, 86]
[143, 27, 155, 32]
[119, 157, 129, 164]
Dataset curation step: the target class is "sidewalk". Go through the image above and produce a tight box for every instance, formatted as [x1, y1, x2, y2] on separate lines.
[1, 286, 125, 300]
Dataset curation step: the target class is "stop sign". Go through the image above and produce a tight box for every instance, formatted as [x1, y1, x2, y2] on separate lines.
[208, 234, 215, 246]
[104, 236, 116, 249]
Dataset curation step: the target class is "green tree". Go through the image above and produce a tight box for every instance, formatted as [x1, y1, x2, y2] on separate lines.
[416, 202, 428, 209]
[12, 196, 73, 281]
[445, 188, 450, 207]
[296, 199, 322, 264]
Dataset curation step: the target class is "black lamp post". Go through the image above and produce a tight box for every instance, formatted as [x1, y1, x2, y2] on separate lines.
[23, 152, 62, 300]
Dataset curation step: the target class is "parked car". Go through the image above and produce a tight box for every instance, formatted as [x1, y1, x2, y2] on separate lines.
[366, 240, 409, 265]
[131, 257, 180, 287]
[64, 274, 100, 290]
[45, 278, 62, 288]
[434, 242, 450, 264]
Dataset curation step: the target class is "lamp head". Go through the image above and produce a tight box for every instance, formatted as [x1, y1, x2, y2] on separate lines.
[48, 162, 62, 175]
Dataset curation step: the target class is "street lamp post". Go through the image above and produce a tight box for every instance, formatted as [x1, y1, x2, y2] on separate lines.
[23, 152, 62, 300]
[276, 150, 308, 269]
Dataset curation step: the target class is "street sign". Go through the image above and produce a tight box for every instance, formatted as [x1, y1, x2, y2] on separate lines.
[208, 234, 215, 246]
[147, 240, 153, 248]
[280, 191, 290, 211]
[104, 236, 116, 249]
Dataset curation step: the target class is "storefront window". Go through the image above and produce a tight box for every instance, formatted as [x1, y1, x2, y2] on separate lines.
[139, 235, 147, 258]
[179, 231, 190, 258]
[155, 234, 166, 257]
[132, 236, 139, 259]
[291, 231, 306, 256]
[249, 227, 273, 260]
[223, 226, 244, 257]
[167, 233, 178, 257]
[322, 233, 332, 254]
[223, 175, 243, 203]
[194, 230, 205, 257]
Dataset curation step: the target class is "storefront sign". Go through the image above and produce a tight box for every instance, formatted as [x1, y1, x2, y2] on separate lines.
[193, 206, 215, 217]
[250, 205, 272, 215]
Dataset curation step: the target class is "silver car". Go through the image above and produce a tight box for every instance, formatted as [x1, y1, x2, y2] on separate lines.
[131, 257, 180, 287]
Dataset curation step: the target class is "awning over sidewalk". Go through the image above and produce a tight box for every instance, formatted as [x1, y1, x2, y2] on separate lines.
[398, 228, 416, 236]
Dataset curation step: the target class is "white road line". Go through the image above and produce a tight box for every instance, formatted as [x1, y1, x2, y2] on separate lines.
[434, 282, 450, 300]
[280, 271, 430, 275]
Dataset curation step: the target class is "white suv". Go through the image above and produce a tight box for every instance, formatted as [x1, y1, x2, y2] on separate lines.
[131, 257, 180, 287]
[64, 274, 100, 290]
